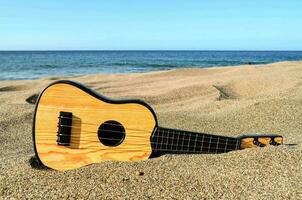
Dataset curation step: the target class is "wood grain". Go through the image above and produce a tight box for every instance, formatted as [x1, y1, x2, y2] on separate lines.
[34, 83, 156, 171]
[240, 138, 257, 149]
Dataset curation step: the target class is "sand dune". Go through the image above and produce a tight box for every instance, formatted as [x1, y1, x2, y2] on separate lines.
[0, 61, 302, 199]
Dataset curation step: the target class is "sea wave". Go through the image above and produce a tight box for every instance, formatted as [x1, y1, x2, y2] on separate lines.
[0, 51, 301, 80]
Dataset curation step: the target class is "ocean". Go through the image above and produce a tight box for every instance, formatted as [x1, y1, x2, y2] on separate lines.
[0, 51, 302, 80]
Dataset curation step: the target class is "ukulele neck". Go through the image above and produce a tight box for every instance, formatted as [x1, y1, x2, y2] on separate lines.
[151, 127, 241, 155]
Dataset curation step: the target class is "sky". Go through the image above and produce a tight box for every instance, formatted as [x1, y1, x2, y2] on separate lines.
[0, 0, 301, 50]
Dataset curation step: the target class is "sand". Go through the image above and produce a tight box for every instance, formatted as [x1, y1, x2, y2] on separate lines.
[0, 61, 301, 199]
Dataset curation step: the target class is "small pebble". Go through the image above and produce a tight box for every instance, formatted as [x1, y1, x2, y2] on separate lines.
[137, 171, 144, 176]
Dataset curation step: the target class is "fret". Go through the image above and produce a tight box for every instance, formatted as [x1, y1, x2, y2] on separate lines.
[207, 136, 212, 153]
[164, 130, 169, 152]
[165, 129, 169, 151]
[235, 139, 239, 150]
[187, 132, 191, 152]
[188, 132, 195, 152]
[193, 133, 197, 152]
[176, 130, 180, 151]
[154, 128, 159, 150]
[210, 136, 217, 153]
[224, 138, 228, 153]
[171, 130, 176, 151]
[159, 129, 164, 151]
[167, 130, 173, 150]
[167, 129, 173, 152]
[164, 129, 168, 151]
[202, 134, 210, 152]
[200, 134, 204, 152]
[180, 131, 185, 151]
[215, 137, 220, 153]
[184, 131, 190, 152]
[167, 129, 171, 151]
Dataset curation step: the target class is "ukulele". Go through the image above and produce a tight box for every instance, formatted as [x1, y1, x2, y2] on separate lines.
[33, 80, 283, 171]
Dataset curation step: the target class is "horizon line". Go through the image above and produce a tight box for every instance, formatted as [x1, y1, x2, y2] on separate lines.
[0, 49, 302, 52]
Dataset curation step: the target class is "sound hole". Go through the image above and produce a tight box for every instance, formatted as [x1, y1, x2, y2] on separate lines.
[98, 120, 125, 147]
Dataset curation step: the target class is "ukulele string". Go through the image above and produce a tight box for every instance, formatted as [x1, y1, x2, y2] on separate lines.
[39, 106, 148, 113]
[54, 146, 237, 153]
[45, 117, 153, 133]
[35, 111, 240, 151]
[36, 131, 240, 150]
[35, 137, 239, 152]
[37, 145, 232, 154]
[34, 139, 239, 152]
[36, 118, 239, 144]
[36, 128, 240, 145]
[36, 134, 239, 147]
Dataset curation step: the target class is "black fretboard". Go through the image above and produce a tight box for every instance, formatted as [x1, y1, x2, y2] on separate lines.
[151, 127, 240, 155]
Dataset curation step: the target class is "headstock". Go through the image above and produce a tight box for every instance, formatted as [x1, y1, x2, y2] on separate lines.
[238, 134, 283, 149]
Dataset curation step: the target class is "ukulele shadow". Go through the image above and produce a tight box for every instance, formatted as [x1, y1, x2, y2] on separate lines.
[29, 156, 49, 170]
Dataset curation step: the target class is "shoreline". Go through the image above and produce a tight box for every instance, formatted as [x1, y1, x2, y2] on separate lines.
[1, 60, 302, 82]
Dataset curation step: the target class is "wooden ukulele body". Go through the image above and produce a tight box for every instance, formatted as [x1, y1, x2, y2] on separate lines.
[33, 80, 283, 171]
[33, 80, 157, 171]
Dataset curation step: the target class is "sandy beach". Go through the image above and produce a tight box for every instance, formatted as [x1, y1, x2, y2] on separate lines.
[0, 61, 301, 199]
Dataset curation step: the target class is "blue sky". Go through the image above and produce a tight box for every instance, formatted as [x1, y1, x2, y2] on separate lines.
[0, 0, 301, 50]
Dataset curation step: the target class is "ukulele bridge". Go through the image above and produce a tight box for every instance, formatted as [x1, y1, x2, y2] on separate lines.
[57, 111, 73, 146]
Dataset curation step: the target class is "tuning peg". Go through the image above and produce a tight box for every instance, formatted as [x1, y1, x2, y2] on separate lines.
[269, 139, 277, 145]
[253, 139, 265, 147]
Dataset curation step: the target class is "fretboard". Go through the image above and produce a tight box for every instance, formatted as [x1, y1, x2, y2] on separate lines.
[151, 127, 240, 155]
